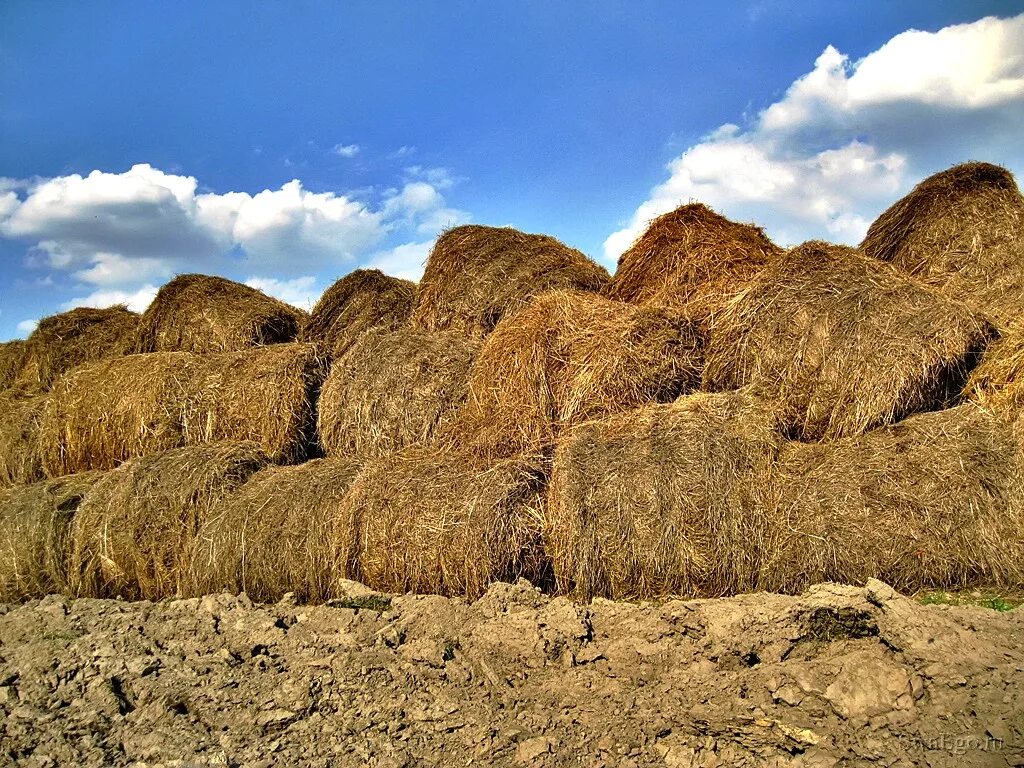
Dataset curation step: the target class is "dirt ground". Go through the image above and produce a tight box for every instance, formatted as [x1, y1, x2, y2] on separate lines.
[0, 579, 1021, 767]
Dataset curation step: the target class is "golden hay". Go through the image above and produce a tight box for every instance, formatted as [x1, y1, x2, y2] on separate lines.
[604, 203, 782, 319]
[966, 319, 1024, 413]
[703, 241, 994, 441]
[134, 274, 307, 353]
[410, 225, 610, 338]
[16, 306, 139, 391]
[190, 458, 362, 602]
[0, 392, 47, 488]
[344, 446, 549, 597]
[449, 290, 705, 459]
[0, 341, 27, 390]
[546, 391, 781, 601]
[40, 343, 325, 476]
[301, 269, 416, 358]
[0, 472, 101, 601]
[318, 327, 478, 461]
[861, 162, 1024, 325]
[764, 404, 1024, 593]
[68, 442, 269, 600]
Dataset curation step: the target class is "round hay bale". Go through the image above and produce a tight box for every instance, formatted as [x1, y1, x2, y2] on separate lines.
[318, 328, 478, 461]
[301, 269, 416, 358]
[190, 458, 362, 602]
[546, 390, 782, 601]
[966, 319, 1024, 413]
[134, 274, 307, 353]
[0, 341, 27, 391]
[0, 392, 47, 488]
[68, 442, 270, 600]
[604, 203, 782, 319]
[40, 343, 325, 476]
[703, 241, 994, 441]
[450, 290, 705, 459]
[765, 404, 1024, 593]
[16, 306, 139, 392]
[410, 225, 610, 338]
[0, 472, 101, 601]
[861, 162, 1024, 324]
[345, 446, 549, 597]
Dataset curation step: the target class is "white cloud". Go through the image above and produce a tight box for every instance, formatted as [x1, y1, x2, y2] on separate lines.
[62, 284, 159, 313]
[332, 143, 360, 158]
[366, 240, 434, 282]
[383, 181, 470, 234]
[16, 319, 38, 336]
[244, 275, 322, 310]
[605, 13, 1024, 258]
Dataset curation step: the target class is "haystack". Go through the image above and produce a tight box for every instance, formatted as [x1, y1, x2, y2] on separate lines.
[449, 290, 704, 458]
[0, 472, 101, 601]
[134, 274, 307, 353]
[764, 404, 1024, 593]
[40, 343, 325, 476]
[703, 241, 993, 441]
[16, 306, 139, 391]
[0, 392, 47, 488]
[190, 457, 362, 602]
[318, 328, 478, 461]
[410, 225, 610, 338]
[300, 269, 416, 358]
[861, 162, 1024, 325]
[604, 203, 782, 319]
[966, 319, 1024, 413]
[0, 340, 26, 390]
[344, 446, 548, 597]
[68, 442, 269, 600]
[546, 390, 782, 600]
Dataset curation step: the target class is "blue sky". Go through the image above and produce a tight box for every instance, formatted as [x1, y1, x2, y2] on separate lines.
[2, 1, 1024, 339]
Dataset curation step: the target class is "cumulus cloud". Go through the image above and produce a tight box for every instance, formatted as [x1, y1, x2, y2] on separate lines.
[366, 240, 434, 282]
[16, 319, 38, 336]
[605, 13, 1024, 258]
[244, 275, 322, 310]
[62, 284, 160, 313]
[332, 143, 360, 158]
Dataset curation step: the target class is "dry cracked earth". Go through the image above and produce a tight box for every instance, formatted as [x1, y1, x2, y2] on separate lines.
[0, 579, 1021, 767]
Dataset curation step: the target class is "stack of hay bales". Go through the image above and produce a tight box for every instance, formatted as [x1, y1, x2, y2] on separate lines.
[0, 393, 47, 487]
[0, 341, 26, 390]
[301, 269, 416, 358]
[703, 241, 993, 440]
[410, 225, 610, 338]
[134, 274, 307, 353]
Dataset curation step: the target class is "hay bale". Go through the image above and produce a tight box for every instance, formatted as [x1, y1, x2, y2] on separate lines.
[318, 328, 478, 461]
[966, 319, 1024, 412]
[410, 225, 610, 338]
[190, 458, 362, 602]
[0, 472, 101, 601]
[345, 446, 548, 597]
[16, 306, 139, 391]
[134, 274, 307, 353]
[0, 341, 27, 390]
[703, 241, 994, 441]
[301, 269, 416, 358]
[450, 290, 704, 458]
[0, 392, 47, 488]
[765, 404, 1024, 593]
[546, 391, 781, 600]
[604, 203, 782, 319]
[68, 442, 269, 599]
[861, 162, 1024, 325]
[40, 343, 325, 476]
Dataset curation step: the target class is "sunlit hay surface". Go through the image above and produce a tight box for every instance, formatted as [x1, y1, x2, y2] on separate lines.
[703, 241, 994, 441]
[68, 442, 270, 600]
[0, 341, 27, 391]
[410, 225, 610, 339]
[861, 161, 1024, 326]
[965, 318, 1024, 415]
[318, 327, 479, 461]
[546, 390, 781, 601]
[134, 274, 307, 354]
[0, 392, 48, 489]
[300, 269, 416, 359]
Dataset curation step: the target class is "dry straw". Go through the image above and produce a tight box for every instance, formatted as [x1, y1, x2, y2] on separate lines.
[190, 457, 362, 602]
[301, 269, 416, 358]
[546, 390, 781, 601]
[68, 442, 269, 600]
[40, 343, 325, 475]
[703, 241, 993, 441]
[318, 327, 478, 461]
[861, 161, 1024, 326]
[410, 225, 610, 338]
[344, 446, 549, 597]
[966, 319, 1024, 412]
[0, 341, 27, 390]
[450, 290, 705, 459]
[134, 274, 307, 353]
[0, 472, 102, 601]
[604, 203, 782, 319]
[16, 306, 139, 392]
[0, 392, 48, 488]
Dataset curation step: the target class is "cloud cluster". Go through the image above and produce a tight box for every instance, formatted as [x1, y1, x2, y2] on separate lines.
[605, 13, 1024, 259]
